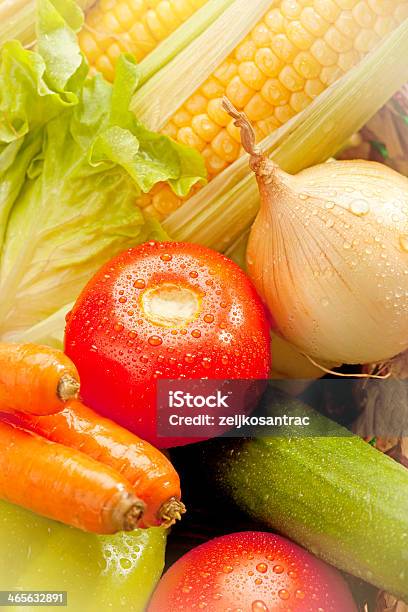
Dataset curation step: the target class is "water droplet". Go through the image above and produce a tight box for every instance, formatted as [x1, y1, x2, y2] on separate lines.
[223, 565, 233, 574]
[204, 314, 214, 324]
[114, 323, 124, 332]
[213, 593, 222, 601]
[160, 253, 172, 262]
[325, 201, 335, 210]
[278, 589, 290, 601]
[118, 296, 127, 304]
[252, 601, 269, 612]
[220, 301, 228, 309]
[350, 200, 370, 216]
[189, 271, 198, 278]
[128, 331, 136, 339]
[273, 565, 284, 574]
[400, 235, 408, 252]
[295, 590, 305, 600]
[254, 578, 262, 585]
[256, 563, 268, 573]
[343, 242, 351, 250]
[221, 355, 229, 365]
[133, 279, 145, 289]
[182, 586, 192, 593]
[148, 335, 162, 347]
[191, 329, 201, 338]
[184, 353, 195, 363]
[299, 193, 308, 200]
[119, 558, 132, 570]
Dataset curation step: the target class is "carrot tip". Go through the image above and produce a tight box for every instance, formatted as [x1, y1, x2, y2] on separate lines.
[57, 374, 80, 402]
[123, 500, 145, 531]
[158, 498, 186, 528]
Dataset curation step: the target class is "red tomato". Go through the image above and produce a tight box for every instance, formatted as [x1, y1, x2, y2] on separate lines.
[65, 242, 271, 447]
[148, 532, 357, 611]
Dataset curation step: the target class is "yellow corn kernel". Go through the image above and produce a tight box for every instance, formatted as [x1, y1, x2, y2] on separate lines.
[192, 114, 221, 142]
[310, 38, 338, 65]
[279, 65, 305, 92]
[255, 48, 283, 78]
[211, 129, 241, 162]
[235, 39, 257, 62]
[335, 12, 360, 38]
[226, 119, 243, 143]
[272, 33, 298, 62]
[337, 49, 360, 71]
[244, 94, 273, 122]
[262, 78, 291, 106]
[281, 0, 303, 19]
[207, 98, 230, 127]
[161, 121, 178, 139]
[152, 188, 182, 216]
[214, 60, 238, 86]
[354, 28, 380, 53]
[300, 7, 328, 37]
[202, 147, 228, 176]
[239, 62, 267, 90]
[286, 20, 316, 50]
[251, 23, 272, 47]
[274, 104, 296, 124]
[290, 90, 312, 112]
[314, 0, 341, 22]
[319, 64, 342, 85]
[264, 8, 286, 33]
[304, 77, 325, 98]
[226, 75, 256, 108]
[325, 25, 353, 53]
[185, 94, 208, 115]
[293, 51, 321, 78]
[201, 77, 225, 99]
[173, 109, 193, 128]
[177, 127, 206, 151]
[352, 1, 376, 27]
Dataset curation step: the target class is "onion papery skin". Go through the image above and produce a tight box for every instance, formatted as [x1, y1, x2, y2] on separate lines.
[247, 160, 408, 365]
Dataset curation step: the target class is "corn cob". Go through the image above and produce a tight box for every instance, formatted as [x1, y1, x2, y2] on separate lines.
[79, 0, 209, 81]
[80, 0, 408, 219]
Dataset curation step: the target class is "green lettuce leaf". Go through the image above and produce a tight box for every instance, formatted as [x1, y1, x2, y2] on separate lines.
[0, 0, 205, 342]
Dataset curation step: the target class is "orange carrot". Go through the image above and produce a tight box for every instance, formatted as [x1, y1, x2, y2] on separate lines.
[6, 399, 185, 527]
[0, 420, 144, 533]
[0, 343, 80, 415]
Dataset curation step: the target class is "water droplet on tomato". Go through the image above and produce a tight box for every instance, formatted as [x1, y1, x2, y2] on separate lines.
[189, 271, 198, 278]
[252, 601, 269, 612]
[160, 253, 172, 262]
[191, 330, 201, 338]
[204, 314, 214, 324]
[256, 563, 267, 573]
[180, 329, 187, 335]
[254, 578, 262, 586]
[182, 586, 192, 593]
[223, 565, 233, 574]
[114, 323, 124, 332]
[220, 301, 228, 308]
[278, 589, 290, 601]
[148, 241, 156, 247]
[221, 355, 229, 365]
[184, 353, 195, 363]
[213, 593, 222, 601]
[128, 331, 136, 339]
[273, 565, 284, 574]
[295, 590, 305, 600]
[288, 570, 297, 578]
[133, 279, 145, 289]
[148, 335, 163, 346]
[119, 297, 127, 304]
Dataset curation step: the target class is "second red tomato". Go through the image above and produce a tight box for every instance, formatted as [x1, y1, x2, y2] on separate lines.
[65, 241, 271, 447]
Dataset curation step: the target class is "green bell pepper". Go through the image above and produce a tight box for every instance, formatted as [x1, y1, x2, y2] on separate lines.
[0, 501, 166, 612]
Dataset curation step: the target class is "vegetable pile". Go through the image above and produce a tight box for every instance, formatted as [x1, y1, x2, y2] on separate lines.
[0, 1, 408, 611]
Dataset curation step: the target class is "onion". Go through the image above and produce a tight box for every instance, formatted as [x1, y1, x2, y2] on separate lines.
[223, 99, 408, 366]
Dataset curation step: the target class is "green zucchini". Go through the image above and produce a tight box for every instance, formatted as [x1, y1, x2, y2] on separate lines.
[201, 393, 408, 601]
